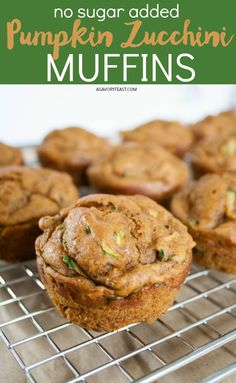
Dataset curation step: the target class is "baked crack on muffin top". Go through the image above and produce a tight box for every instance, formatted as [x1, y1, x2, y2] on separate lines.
[0, 142, 24, 167]
[36, 194, 194, 301]
[87, 143, 189, 202]
[120, 120, 194, 156]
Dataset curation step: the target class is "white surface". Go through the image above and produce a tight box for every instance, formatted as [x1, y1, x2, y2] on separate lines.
[0, 85, 235, 145]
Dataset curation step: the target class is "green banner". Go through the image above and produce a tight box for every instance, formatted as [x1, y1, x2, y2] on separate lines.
[0, 0, 235, 84]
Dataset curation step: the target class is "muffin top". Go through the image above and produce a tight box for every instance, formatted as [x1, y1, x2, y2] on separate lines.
[0, 166, 79, 227]
[38, 127, 109, 167]
[192, 111, 236, 141]
[0, 142, 23, 167]
[120, 120, 193, 156]
[36, 194, 194, 299]
[191, 134, 236, 173]
[171, 173, 236, 234]
[87, 143, 189, 201]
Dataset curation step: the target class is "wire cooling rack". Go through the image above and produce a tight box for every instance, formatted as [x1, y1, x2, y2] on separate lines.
[1, 262, 236, 383]
[0, 146, 236, 383]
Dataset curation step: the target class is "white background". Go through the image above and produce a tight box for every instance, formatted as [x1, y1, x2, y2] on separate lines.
[0, 85, 236, 146]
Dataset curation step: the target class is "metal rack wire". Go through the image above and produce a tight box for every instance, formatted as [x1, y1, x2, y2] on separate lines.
[0, 146, 236, 383]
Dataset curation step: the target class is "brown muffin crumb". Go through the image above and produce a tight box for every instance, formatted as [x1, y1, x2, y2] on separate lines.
[120, 120, 194, 156]
[0, 166, 79, 262]
[171, 173, 236, 273]
[38, 127, 110, 185]
[191, 134, 236, 176]
[87, 143, 189, 203]
[192, 111, 236, 141]
[36, 194, 194, 331]
[0, 142, 23, 167]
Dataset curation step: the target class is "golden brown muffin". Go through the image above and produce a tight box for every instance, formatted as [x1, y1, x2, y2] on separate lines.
[120, 120, 194, 156]
[0, 166, 79, 262]
[171, 173, 236, 273]
[191, 134, 236, 176]
[0, 142, 24, 167]
[36, 194, 194, 331]
[38, 127, 110, 185]
[192, 111, 236, 141]
[87, 143, 189, 203]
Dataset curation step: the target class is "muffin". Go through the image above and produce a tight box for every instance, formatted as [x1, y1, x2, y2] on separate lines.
[38, 127, 110, 185]
[191, 134, 236, 176]
[0, 166, 79, 262]
[0, 142, 23, 167]
[87, 143, 189, 203]
[36, 194, 194, 331]
[120, 120, 194, 156]
[171, 173, 236, 273]
[192, 111, 236, 141]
